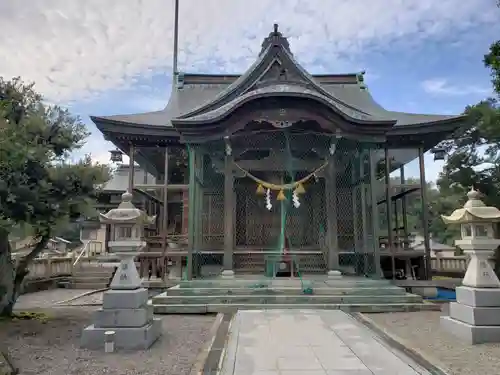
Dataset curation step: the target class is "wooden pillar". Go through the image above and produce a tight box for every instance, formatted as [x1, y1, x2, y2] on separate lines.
[182, 190, 189, 235]
[222, 151, 235, 277]
[369, 148, 382, 278]
[186, 146, 196, 280]
[195, 153, 204, 250]
[384, 147, 396, 279]
[142, 166, 148, 211]
[326, 155, 340, 277]
[360, 151, 369, 275]
[394, 199, 399, 247]
[400, 166, 409, 242]
[128, 144, 135, 194]
[162, 147, 169, 255]
[352, 156, 360, 252]
[418, 146, 432, 280]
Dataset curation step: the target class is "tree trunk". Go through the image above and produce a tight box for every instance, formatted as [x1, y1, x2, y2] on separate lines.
[0, 233, 50, 317]
[0, 231, 15, 317]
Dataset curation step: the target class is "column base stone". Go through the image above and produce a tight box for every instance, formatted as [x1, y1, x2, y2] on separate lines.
[327, 270, 342, 279]
[221, 270, 235, 279]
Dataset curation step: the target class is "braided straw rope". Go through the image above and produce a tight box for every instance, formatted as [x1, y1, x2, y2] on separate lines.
[233, 160, 329, 191]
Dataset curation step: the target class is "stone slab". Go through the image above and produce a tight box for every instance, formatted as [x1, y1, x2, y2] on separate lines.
[456, 286, 500, 307]
[164, 286, 406, 296]
[93, 304, 154, 328]
[152, 293, 422, 305]
[449, 302, 500, 326]
[153, 302, 440, 314]
[102, 288, 148, 309]
[441, 316, 500, 344]
[80, 317, 161, 350]
[220, 310, 429, 375]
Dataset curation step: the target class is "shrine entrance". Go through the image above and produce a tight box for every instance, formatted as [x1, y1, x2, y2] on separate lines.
[234, 170, 324, 251]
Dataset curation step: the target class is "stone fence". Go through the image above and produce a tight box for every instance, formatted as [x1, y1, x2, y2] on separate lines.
[431, 256, 468, 275]
[18, 254, 470, 281]
[20, 256, 74, 280]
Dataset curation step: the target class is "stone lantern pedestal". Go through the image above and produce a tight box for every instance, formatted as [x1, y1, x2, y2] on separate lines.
[440, 189, 500, 344]
[80, 192, 161, 350]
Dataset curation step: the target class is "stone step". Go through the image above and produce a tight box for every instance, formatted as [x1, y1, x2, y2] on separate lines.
[177, 279, 393, 289]
[152, 293, 422, 305]
[71, 282, 110, 289]
[72, 276, 113, 283]
[165, 286, 406, 296]
[73, 267, 116, 273]
[73, 272, 115, 278]
[235, 268, 326, 273]
[152, 302, 440, 314]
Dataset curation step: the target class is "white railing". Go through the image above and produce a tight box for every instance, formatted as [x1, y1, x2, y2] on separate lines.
[431, 256, 468, 273]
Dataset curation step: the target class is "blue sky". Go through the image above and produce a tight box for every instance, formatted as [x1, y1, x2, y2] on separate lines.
[1, 0, 499, 183]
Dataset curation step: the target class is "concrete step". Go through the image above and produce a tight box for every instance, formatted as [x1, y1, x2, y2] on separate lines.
[152, 293, 422, 305]
[152, 302, 440, 314]
[165, 286, 406, 296]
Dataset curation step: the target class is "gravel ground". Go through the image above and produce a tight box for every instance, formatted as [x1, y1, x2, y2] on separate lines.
[61, 291, 104, 306]
[364, 310, 500, 375]
[1, 307, 216, 375]
[15, 289, 96, 309]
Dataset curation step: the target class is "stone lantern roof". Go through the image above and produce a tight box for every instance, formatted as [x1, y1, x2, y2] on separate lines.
[441, 188, 500, 224]
[99, 191, 156, 225]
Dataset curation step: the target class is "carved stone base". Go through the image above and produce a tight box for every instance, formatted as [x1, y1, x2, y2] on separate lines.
[441, 286, 500, 344]
[441, 316, 500, 344]
[456, 286, 500, 307]
[81, 288, 161, 350]
[81, 318, 161, 350]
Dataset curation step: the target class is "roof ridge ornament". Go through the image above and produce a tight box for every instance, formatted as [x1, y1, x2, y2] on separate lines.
[464, 187, 485, 208]
[441, 187, 500, 224]
[260, 23, 292, 56]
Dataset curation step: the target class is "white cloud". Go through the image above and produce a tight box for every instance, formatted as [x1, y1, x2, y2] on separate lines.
[421, 78, 492, 96]
[0, 0, 498, 102]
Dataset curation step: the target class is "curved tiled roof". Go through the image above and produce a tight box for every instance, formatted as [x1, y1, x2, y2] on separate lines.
[91, 24, 464, 134]
[175, 83, 389, 124]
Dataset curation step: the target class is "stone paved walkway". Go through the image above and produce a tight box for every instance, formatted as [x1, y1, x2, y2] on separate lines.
[220, 310, 431, 375]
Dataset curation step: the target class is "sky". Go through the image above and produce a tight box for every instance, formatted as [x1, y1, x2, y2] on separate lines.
[1, 0, 499, 183]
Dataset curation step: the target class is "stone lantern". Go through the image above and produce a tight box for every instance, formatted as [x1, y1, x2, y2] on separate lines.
[81, 192, 161, 350]
[109, 149, 123, 163]
[440, 188, 500, 344]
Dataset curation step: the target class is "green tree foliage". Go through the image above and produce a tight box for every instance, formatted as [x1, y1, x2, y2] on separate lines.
[434, 2, 500, 275]
[378, 177, 461, 247]
[0, 77, 111, 316]
[484, 1, 500, 94]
